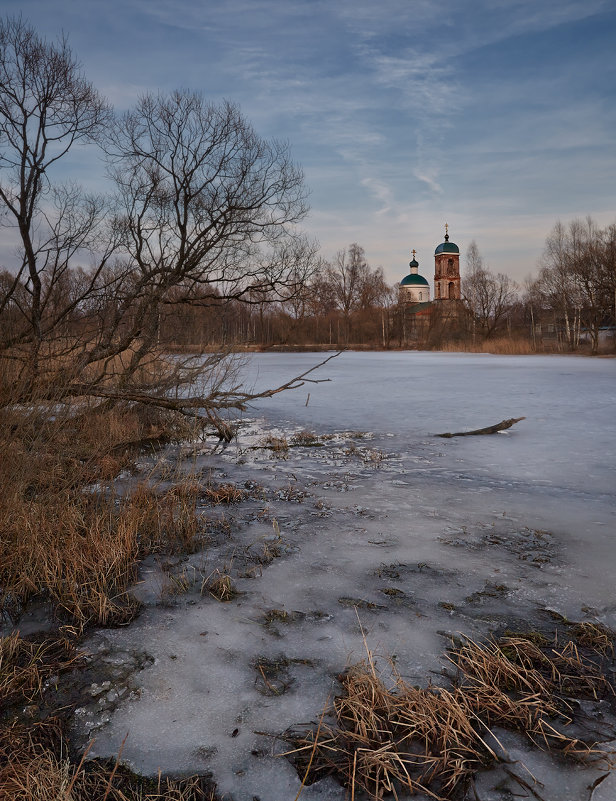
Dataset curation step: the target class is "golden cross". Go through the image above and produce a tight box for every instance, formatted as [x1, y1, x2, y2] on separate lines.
[412, 249, 416, 258]
[445, 222, 449, 235]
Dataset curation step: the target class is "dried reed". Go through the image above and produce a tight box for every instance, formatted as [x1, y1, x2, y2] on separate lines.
[0, 401, 206, 631]
[202, 483, 246, 505]
[437, 337, 536, 355]
[285, 629, 616, 800]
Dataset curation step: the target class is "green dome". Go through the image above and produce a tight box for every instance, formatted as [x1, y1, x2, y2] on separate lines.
[435, 241, 459, 255]
[400, 273, 429, 287]
[409, 257, 419, 268]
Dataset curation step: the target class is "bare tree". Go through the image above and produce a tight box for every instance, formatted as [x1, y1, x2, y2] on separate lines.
[0, 16, 112, 377]
[278, 249, 326, 321]
[108, 92, 308, 298]
[535, 218, 615, 353]
[357, 266, 389, 311]
[463, 241, 518, 339]
[568, 217, 616, 354]
[463, 240, 483, 343]
[1, 32, 319, 424]
[308, 266, 338, 317]
[323, 243, 388, 342]
[601, 223, 616, 328]
[69, 90, 312, 408]
[465, 240, 483, 274]
[327, 243, 368, 324]
[534, 224, 576, 348]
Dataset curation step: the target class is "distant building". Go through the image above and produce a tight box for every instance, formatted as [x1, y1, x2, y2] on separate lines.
[399, 250, 430, 303]
[433, 224, 461, 301]
[398, 225, 464, 341]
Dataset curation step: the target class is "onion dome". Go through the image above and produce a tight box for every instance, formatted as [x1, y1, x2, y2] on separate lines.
[435, 223, 459, 254]
[401, 249, 429, 286]
[400, 273, 429, 286]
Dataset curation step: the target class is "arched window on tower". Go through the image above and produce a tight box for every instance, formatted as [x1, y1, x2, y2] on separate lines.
[448, 281, 455, 299]
[436, 283, 441, 298]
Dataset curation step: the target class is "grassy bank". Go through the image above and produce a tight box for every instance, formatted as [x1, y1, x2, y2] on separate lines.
[0, 398, 222, 799]
[167, 336, 614, 356]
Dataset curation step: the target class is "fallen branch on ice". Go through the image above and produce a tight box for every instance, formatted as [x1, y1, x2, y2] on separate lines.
[436, 416, 526, 438]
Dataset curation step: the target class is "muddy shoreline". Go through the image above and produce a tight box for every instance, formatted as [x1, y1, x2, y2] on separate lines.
[6, 416, 609, 799]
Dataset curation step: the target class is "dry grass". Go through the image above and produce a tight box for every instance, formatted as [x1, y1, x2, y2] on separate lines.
[571, 622, 615, 656]
[290, 431, 323, 447]
[202, 482, 246, 505]
[362, 448, 386, 467]
[0, 397, 207, 632]
[201, 569, 237, 602]
[127, 482, 205, 555]
[285, 629, 616, 799]
[0, 480, 207, 632]
[0, 723, 217, 800]
[286, 662, 488, 798]
[0, 353, 225, 798]
[259, 434, 289, 454]
[437, 337, 536, 355]
[0, 631, 217, 800]
[0, 634, 77, 710]
[1, 493, 137, 631]
[343, 443, 386, 467]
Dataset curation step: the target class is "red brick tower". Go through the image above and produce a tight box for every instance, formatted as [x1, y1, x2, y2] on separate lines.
[434, 223, 461, 301]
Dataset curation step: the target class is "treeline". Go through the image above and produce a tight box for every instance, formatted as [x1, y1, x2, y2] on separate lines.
[458, 220, 616, 354]
[159, 242, 395, 349]
[161, 220, 616, 354]
[528, 218, 616, 353]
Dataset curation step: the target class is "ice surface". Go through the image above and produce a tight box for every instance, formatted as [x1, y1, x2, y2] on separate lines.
[66, 352, 615, 800]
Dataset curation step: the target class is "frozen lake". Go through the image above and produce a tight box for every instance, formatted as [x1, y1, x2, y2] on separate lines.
[244, 352, 616, 599]
[74, 352, 616, 800]
[245, 350, 615, 496]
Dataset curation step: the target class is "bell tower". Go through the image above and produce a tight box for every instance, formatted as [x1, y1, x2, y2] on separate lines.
[434, 223, 461, 301]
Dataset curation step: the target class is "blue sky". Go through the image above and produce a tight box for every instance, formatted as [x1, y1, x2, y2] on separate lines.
[3, 0, 616, 285]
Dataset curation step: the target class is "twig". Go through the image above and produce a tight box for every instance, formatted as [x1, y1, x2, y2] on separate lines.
[102, 731, 129, 801]
[503, 766, 548, 801]
[259, 664, 278, 695]
[64, 738, 95, 799]
[588, 773, 610, 800]
[293, 697, 330, 801]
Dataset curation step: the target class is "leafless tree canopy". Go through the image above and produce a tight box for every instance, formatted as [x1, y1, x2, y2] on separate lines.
[325, 244, 389, 316]
[312, 243, 391, 342]
[531, 218, 616, 353]
[108, 92, 309, 302]
[463, 240, 518, 340]
[0, 17, 320, 421]
[0, 16, 111, 372]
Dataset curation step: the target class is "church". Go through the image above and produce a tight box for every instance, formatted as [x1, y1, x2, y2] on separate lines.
[398, 225, 462, 339]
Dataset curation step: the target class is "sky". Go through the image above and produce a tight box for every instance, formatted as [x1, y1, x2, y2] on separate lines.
[2, 0, 616, 285]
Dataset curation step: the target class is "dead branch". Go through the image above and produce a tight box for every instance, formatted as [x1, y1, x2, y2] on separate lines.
[63, 351, 341, 421]
[436, 417, 525, 438]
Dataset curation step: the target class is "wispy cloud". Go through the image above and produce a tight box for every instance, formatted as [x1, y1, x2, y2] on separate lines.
[0, 0, 613, 282]
[413, 170, 442, 195]
[361, 177, 394, 215]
